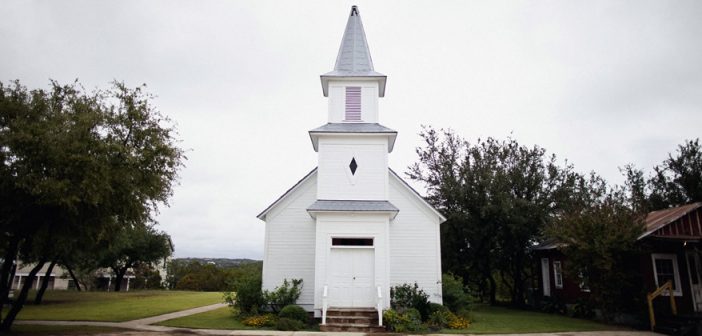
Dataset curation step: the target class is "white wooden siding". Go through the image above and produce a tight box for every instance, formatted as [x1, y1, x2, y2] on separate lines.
[328, 81, 379, 123]
[317, 136, 388, 200]
[262, 173, 318, 308]
[388, 173, 444, 303]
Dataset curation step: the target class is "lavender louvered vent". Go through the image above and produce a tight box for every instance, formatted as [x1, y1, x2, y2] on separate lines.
[345, 86, 361, 121]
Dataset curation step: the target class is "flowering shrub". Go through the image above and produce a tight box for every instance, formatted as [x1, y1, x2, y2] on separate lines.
[447, 313, 470, 329]
[242, 314, 276, 327]
[383, 308, 425, 332]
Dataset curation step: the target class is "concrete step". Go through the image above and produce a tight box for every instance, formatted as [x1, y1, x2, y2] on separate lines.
[327, 307, 378, 317]
[320, 323, 386, 333]
[326, 315, 378, 324]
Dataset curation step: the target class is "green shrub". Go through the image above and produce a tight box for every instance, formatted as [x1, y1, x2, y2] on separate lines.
[263, 278, 303, 313]
[383, 308, 425, 332]
[427, 309, 451, 330]
[278, 304, 308, 324]
[570, 298, 596, 319]
[442, 273, 470, 312]
[276, 317, 305, 331]
[429, 302, 450, 314]
[229, 273, 264, 315]
[390, 283, 431, 320]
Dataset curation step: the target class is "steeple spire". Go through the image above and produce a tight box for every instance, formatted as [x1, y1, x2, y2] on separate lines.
[321, 5, 387, 97]
[334, 5, 374, 73]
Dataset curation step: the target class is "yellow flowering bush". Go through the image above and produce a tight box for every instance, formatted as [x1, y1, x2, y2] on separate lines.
[447, 313, 470, 329]
[242, 314, 276, 327]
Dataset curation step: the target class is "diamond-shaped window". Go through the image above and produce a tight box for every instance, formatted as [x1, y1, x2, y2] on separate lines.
[349, 157, 358, 175]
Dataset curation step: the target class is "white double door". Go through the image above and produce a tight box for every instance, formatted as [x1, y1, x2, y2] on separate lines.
[328, 248, 375, 307]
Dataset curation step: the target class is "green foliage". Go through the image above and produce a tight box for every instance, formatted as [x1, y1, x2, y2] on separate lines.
[646, 138, 702, 209]
[441, 273, 470, 312]
[570, 298, 596, 319]
[168, 259, 262, 291]
[275, 317, 305, 331]
[278, 305, 308, 324]
[383, 308, 425, 332]
[545, 175, 644, 321]
[97, 225, 172, 291]
[409, 127, 579, 305]
[390, 283, 431, 320]
[538, 296, 566, 315]
[262, 279, 302, 313]
[0, 79, 184, 330]
[227, 273, 264, 315]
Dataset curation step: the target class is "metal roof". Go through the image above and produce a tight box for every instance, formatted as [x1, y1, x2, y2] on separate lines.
[307, 200, 399, 218]
[321, 6, 387, 97]
[639, 202, 702, 239]
[308, 123, 397, 152]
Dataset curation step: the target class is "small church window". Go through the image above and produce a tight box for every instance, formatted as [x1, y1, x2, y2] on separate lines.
[345, 86, 361, 121]
[332, 238, 373, 246]
[349, 157, 358, 175]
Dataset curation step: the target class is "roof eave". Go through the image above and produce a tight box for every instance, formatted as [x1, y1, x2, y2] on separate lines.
[306, 209, 399, 219]
[309, 131, 397, 153]
[256, 168, 318, 221]
[320, 75, 387, 97]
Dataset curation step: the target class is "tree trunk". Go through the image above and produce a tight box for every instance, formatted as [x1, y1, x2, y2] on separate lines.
[113, 266, 128, 292]
[0, 260, 45, 331]
[64, 264, 82, 291]
[488, 273, 497, 305]
[34, 260, 56, 304]
[0, 238, 20, 315]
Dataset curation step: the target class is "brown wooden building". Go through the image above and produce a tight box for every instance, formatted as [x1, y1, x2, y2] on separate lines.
[534, 202, 702, 315]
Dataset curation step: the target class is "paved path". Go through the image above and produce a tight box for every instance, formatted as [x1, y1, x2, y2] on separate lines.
[15, 302, 664, 335]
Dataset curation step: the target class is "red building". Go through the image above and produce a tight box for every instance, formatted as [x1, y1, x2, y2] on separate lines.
[535, 202, 702, 318]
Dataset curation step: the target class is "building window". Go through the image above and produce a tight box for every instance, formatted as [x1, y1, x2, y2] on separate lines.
[345, 86, 361, 121]
[651, 253, 682, 296]
[332, 238, 373, 246]
[553, 261, 563, 289]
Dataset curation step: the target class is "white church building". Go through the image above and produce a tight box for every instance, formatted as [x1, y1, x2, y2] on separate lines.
[257, 6, 446, 323]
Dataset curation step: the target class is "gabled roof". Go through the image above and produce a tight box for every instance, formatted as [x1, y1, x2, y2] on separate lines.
[389, 168, 447, 223]
[257, 167, 447, 223]
[256, 168, 317, 220]
[321, 6, 387, 97]
[638, 202, 702, 240]
[307, 200, 399, 219]
[308, 123, 397, 152]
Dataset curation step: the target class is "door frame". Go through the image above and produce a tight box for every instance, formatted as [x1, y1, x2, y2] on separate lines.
[326, 236, 376, 308]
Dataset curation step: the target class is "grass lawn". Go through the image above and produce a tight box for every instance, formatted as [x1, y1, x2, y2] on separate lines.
[443, 304, 619, 334]
[12, 290, 222, 322]
[157, 306, 255, 329]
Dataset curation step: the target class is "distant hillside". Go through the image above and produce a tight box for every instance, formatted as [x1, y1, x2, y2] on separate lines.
[174, 258, 261, 268]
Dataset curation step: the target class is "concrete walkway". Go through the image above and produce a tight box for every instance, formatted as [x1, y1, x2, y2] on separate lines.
[15, 303, 664, 336]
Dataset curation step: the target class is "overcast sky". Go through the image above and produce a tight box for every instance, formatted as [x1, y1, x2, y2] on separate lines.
[2, 1, 701, 259]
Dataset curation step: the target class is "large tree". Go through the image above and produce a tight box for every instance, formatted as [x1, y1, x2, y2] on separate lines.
[649, 138, 702, 209]
[545, 174, 645, 321]
[409, 127, 576, 305]
[0, 80, 184, 330]
[98, 225, 172, 291]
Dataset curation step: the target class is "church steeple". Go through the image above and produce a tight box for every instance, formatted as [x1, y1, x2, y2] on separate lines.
[321, 5, 387, 97]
